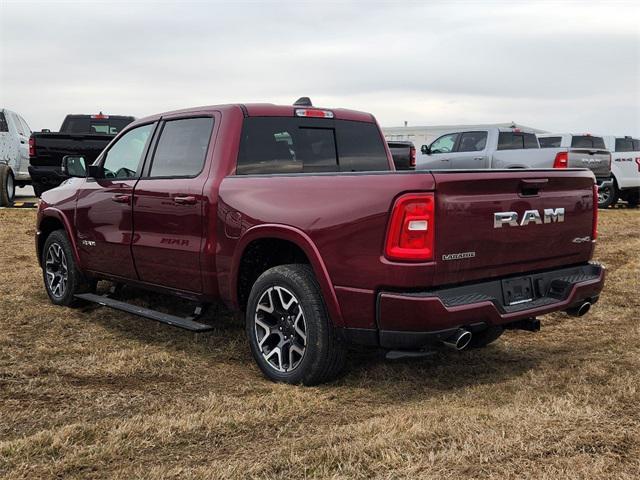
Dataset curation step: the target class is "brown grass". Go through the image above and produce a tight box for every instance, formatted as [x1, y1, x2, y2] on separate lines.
[0, 207, 639, 479]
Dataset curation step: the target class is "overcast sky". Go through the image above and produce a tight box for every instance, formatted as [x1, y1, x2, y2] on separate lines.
[1, 0, 639, 135]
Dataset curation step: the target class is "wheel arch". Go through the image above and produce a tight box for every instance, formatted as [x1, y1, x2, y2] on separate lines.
[37, 208, 81, 267]
[230, 224, 344, 327]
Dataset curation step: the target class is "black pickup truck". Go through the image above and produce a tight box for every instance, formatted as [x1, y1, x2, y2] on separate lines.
[28, 113, 134, 196]
[386, 140, 416, 170]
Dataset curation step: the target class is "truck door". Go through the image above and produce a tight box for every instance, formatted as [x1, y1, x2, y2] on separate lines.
[418, 133, 458, 170]
[449, 131, 489, 169]
[131, 115, 215, 293]
[75, 123, 156, 278]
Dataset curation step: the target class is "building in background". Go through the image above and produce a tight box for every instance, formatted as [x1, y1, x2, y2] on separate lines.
[382, 122, 548, 150]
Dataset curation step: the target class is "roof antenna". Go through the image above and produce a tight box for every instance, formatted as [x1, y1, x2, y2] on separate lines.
[294, 97, 313, 107]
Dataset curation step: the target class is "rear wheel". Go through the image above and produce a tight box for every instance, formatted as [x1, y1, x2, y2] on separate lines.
[246, 264, 346, 385]
[467, 326, 504, 349]
[42, 230, 94, 306]
[0, 165, 15, 206]
[598, 182, 618, 208]
[625, 190, 639, 208]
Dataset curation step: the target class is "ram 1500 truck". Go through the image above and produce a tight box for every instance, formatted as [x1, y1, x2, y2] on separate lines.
[599, 136, 639, 207]
[417, 128, 612, 194]
[28, 113, 134, 197]
[537, 133, 613, 208]
[0, 108, 32, 206]
[35, 102, 605, 385]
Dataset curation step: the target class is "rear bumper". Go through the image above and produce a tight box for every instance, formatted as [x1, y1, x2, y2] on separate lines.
[347, 262, 604, 349]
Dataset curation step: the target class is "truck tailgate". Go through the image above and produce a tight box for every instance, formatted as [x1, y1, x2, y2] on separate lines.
[568, 148, 610, 178]
[432, 170, 596, 286]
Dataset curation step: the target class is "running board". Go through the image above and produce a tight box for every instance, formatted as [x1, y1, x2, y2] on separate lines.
[75, 293, 213, 332]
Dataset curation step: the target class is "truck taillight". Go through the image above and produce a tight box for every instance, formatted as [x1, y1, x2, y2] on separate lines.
[29, 137, 35, 157]
[592, 184, 598, 240]
[553, 151, 568, 168]
[385, 193, 435, 261]
[636, 158, 640, 172]
[294, 108, 334, 118]
[409, 146, 416, 167]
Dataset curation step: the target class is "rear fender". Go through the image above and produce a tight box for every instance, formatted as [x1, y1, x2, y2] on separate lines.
[230, 224, 344, 327]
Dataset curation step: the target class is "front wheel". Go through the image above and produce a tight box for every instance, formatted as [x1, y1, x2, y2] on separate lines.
[42, 230, 94, 306]
[246, 264, 346, 385]
[0, 164, 15, 206]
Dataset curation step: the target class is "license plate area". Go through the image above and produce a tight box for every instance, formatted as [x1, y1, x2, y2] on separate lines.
[502, 276, 534, 306]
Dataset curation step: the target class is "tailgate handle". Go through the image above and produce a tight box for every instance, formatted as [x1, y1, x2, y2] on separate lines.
[519, 178, 548, 196]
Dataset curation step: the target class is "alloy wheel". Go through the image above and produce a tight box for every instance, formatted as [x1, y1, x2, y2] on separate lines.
[254, 286, 307, 373]
[45, 243, 68, 298]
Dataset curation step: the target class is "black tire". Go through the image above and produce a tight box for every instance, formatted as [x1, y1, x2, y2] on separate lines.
[42, 230, 94, 306]
[598, 182, 618, 209]
[0, 164, 15, 207]
[33, 183, 46, 198]
[625, 190, 639, 208]
[467, 326, 504, 349]
[246, 264, 346, 385]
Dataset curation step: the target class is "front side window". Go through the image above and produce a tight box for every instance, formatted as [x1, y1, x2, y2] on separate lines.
[430, 133, 459, 154]
[148, 117, 214, 177]
[102, 124, 154, 179]
[539, 137, 561, 148]
[458, 131, 488, 152]
[0, 112, 8, 132]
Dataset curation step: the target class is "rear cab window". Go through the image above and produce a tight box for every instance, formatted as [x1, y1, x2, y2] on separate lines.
[571, 136, 606, 149]
[63, 116, 134, 135]
[539, 137, 561, 148]
[615, 138, 634, 152]
[236, 117, 389, 174]
[497, 132, 538, 150]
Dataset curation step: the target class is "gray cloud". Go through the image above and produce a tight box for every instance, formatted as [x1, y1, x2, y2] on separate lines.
[1, 0, 638, 136]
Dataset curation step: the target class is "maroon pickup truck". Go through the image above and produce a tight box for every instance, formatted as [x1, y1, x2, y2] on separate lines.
[36, 101, 605, 385]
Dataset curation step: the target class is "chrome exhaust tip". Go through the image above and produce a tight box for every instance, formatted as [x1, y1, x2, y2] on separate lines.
[442, 328, 472, 351]
[566, 301, 592, 317]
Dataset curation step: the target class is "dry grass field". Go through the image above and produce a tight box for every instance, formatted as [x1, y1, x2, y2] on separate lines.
[0, 208, 639, 479]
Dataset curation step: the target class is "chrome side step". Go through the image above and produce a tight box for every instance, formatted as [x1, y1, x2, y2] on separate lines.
[75, 293, 213, 332]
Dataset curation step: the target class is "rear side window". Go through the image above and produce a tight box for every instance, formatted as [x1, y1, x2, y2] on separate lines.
[615, 138, 634, 152]
[0, 112, 8, 132]
[539, 136, 561, 148]
[236, 117, 388, 175]
[458, 131, 487, 152]
[149, 117, 214, 177]
[571, 136, 606, 149]
[497, 132, 538, 150]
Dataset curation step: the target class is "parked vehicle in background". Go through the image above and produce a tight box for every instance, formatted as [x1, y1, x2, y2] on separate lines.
[537, 134, 613, 208]
[387, 140, 416, 170]
[28, 113, 135, 197]
[36, 101, 605, 385]
[417, 127, 555, 169]
[597, 136, 640, 208]
[0, 108, 32, 206]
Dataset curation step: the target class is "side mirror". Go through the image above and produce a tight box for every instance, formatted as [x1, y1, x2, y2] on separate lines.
[421, 145, 431, 155]
[86, 164, 105, 179]
[61, 155, 87, 178]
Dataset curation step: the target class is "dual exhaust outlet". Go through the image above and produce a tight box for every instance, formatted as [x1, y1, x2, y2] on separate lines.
[440, 301, 592, 351]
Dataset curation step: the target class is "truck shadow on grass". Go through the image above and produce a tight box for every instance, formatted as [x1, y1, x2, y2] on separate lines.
[78, 283, 542, 398]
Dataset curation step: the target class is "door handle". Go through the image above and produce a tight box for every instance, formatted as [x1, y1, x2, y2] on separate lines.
[20, 140, 26, 144]
[173, 195, 196, 205]
[440, 158, 450, 162]
[111, 194, 131, 204]
[474, 157, 484, 161]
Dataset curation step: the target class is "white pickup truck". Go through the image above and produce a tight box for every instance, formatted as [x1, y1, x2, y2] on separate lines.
[416, 128, 612, 194]
[537, 133, 617, 208]
[599, 136, 639, 207]
[0, 108, 32, 206]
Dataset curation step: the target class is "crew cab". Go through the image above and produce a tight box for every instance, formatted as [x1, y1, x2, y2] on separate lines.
[28, 113, 134, 197]
[0, 108, 32, 206]
[35, 101, 605, 385]
[537, 133, 613, 207]
[599, 136, 639, 207]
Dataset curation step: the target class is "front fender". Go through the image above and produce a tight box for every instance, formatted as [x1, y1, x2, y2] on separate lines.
[230, 224, 344, 327]
[37, 206, 81, 268]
